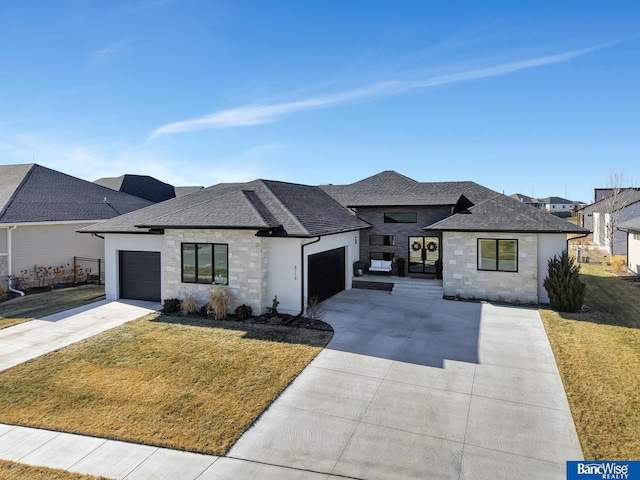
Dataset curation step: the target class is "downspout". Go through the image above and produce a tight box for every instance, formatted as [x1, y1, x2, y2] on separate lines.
[7, 225, 24, 296]
[297, 236, 321, 318]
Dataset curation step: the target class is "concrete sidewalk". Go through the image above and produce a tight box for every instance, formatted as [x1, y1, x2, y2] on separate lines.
[0, 290, 582, 479]
[0, 299, 161, 372]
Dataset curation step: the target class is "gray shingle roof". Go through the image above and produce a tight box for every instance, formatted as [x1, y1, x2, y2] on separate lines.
[424, 194, 590, 233]
[321, 170, 498, 207]
[81, 179, 370, 237]
[0, 164, 153, 224]
[618, 217, 640, 232]
[94, 174, 177, 203]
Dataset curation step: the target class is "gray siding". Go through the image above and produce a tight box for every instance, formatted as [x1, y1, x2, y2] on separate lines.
[11, 223, 104, 276]
[355, 206, 451, 274]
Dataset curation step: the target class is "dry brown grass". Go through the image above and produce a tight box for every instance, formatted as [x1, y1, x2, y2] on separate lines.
[0, 460, 110, 480]
[540, 263, 640, 459]
[0, 285, 105, 329]
[0, 314, 331, 455]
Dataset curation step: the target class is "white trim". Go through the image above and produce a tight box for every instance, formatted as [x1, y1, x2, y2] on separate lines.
[0, 220, 107, 227]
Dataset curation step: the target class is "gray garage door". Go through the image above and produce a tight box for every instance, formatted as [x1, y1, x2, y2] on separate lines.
[308, 247, 346, 302]
[119, 251, 161, 302]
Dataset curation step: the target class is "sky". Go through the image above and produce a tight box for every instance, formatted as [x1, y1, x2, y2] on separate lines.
[1, 1, 639, 203]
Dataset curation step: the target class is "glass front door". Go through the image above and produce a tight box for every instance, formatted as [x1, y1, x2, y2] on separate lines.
[408, 236, 440, 274]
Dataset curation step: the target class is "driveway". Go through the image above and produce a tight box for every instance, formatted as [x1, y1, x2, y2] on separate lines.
[0, 299, 161, 372]
[227, 288, 583, 479]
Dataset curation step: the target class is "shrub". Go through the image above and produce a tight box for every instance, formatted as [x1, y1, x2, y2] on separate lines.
[207, 285, 230, 319]
[543, 250, 586, 313]
[611, 255, 627, 272]
[181, 293, 198, 314]
[305, 295, 325, 322]
[163, 298, 181, 313]
[234, 304, 253, 321]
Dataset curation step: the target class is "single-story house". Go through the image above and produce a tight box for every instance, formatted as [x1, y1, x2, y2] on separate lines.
[81, 170, 589, 313]
[0, 164, 152, 291]
[80, 179, 369, 314]
[617, 217, 640, 275]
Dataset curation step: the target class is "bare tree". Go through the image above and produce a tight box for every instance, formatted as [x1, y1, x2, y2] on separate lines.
[594, 171, 639, 255]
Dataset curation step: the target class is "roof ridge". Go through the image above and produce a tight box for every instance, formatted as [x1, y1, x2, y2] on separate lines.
[0, 164, 35, 221]
[241, 189, 280, 227]
[260, 180, 310, 235]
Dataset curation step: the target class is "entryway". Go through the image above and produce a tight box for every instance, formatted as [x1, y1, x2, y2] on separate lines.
[408, 236, 440, 274]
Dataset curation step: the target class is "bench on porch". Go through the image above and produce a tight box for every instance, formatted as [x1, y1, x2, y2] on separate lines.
[368, 259, 393, 273]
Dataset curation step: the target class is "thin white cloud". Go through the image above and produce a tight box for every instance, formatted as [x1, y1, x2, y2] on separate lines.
[150, 45, 604, 138]
[91, 40, 129, 64]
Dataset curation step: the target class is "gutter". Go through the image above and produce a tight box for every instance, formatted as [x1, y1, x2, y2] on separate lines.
[6, 225, 24, 296]
[297, 236, 321, 318]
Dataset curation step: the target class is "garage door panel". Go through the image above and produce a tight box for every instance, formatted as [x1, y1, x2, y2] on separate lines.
[308, 247, 345, 302]
[119, 251, 161, 302]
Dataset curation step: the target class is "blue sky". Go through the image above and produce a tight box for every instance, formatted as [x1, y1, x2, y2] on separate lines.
[1, 1, 638, 203]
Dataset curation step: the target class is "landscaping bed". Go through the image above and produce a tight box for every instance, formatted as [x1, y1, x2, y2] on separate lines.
[540, 263, 640, 460]
[0, 313, 332, 456]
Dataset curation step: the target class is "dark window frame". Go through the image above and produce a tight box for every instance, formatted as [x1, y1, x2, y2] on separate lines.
[369, 234, 396, 246]
[477, 238, 518, 272]
[181, 242, 229, 285]
[383, 212, 417, 223]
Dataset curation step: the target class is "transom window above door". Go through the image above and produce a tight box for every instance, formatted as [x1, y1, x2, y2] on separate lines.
[384, 212, 417, 223]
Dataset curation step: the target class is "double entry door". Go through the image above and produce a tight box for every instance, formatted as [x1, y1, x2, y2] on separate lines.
[408, 236, 440, 274]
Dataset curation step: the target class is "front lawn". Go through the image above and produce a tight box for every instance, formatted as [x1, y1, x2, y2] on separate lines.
[0, 285, 105, 329]
[0, 314, 332, 455]
[540, 263, 640, 460]
[0, 460, 109, 480]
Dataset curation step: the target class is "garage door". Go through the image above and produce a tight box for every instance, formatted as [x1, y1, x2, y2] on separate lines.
[119, 251, 161, 301]
[308, 247, 346, 302]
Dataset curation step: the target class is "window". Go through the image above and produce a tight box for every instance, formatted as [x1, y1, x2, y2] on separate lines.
[478, 239, 518, 272]
[384, 212, 417, 223]
[182, 243, 228, 284]
[369, 235, 396, 246]
[370, 252, 395, 261]
[634, 232, 640, 241]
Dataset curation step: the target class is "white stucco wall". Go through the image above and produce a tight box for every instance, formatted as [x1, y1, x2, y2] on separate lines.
[628, 230, 640, 275]
[267, 231, 360, 315]
[537, 234, 569, 303]
[104, 233, 164, 301]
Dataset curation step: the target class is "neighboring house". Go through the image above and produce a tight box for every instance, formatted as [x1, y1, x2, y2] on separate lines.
[80, 180, 369, 315]
[95, 174, 204, 203]
[511, 194, 543, 209]
[579, 190, 640, 255]
[617, 218, 640, 275]
[82, 170, 588, 312]
[0, 164, 153, 290]
[511, 194, 582, 218]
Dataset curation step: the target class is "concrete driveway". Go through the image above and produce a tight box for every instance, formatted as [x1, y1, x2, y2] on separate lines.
[227, 288, 583, 479]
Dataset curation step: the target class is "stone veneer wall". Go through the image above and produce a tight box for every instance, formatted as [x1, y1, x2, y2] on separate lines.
[443, 232, 539, 303]
[163, 229, 268, 314]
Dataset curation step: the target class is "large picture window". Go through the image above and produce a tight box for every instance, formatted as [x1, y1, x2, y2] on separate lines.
[477, 239, 518, 272]
[384, 212, 417, 223]
[182, 243, 228, 284]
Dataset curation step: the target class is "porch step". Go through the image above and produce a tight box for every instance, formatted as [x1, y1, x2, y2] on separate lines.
[391, 282, 443, 298]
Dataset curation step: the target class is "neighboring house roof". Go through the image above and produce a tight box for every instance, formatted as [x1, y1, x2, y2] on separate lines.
[94, 174, 177, 203]
[538, 196, 573, 205]
[579, 189, 640, 213]
[321, 170, 498, 207]
[424, 194, 590, 234]
[80, 179, 370, 237]
[618, 217, 640, 232]
[510, 193, 537, 203]
[174, 186, 204, 197]
[0, 164, 153, 224]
